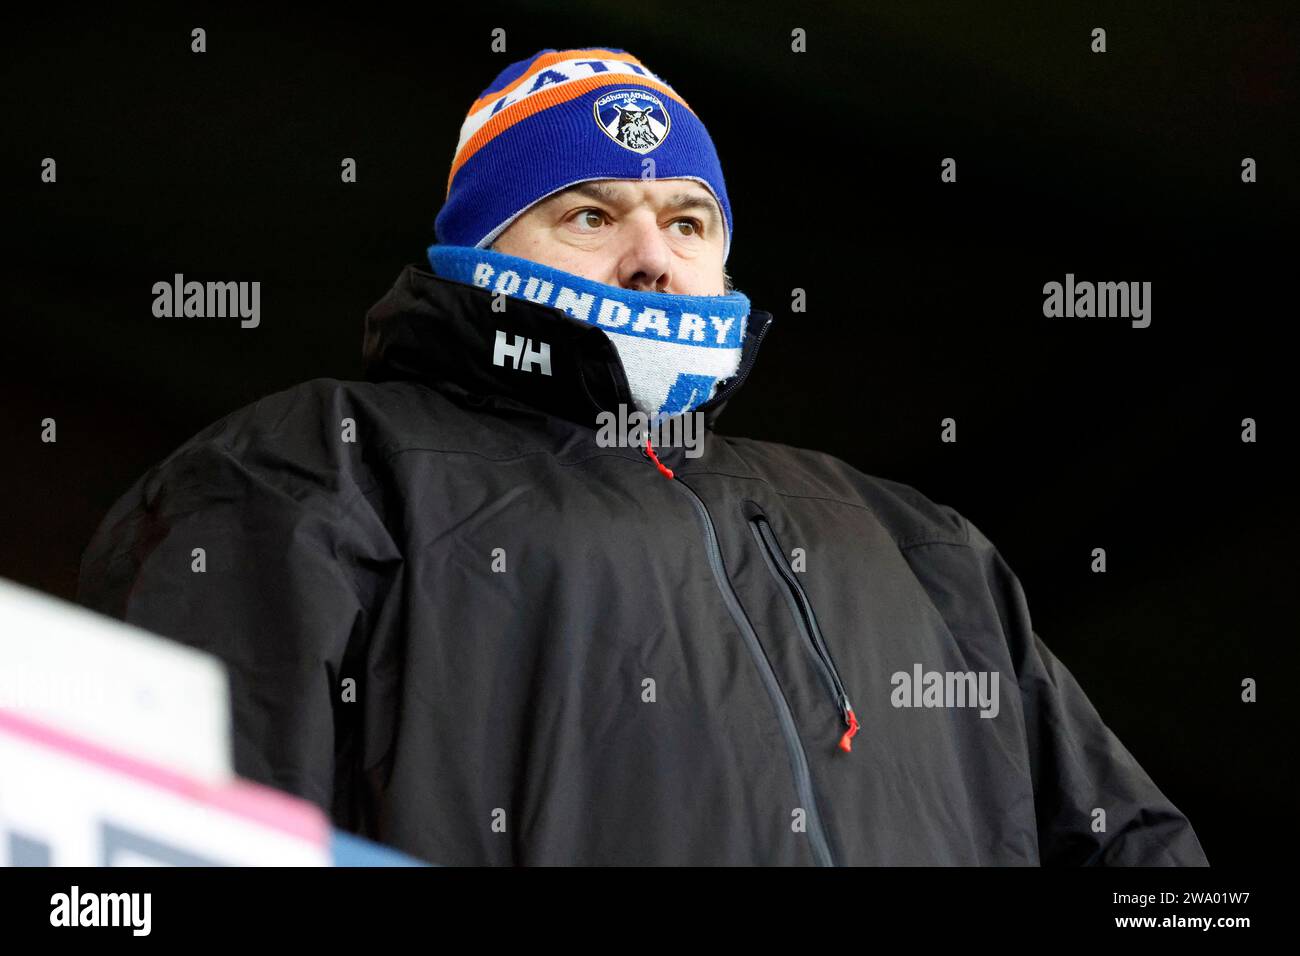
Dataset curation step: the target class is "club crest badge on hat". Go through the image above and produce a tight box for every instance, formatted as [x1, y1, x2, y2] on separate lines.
[593, 89, 671, 153]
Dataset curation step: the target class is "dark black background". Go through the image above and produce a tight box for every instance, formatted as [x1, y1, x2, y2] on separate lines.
[2, 1, 1295, 866]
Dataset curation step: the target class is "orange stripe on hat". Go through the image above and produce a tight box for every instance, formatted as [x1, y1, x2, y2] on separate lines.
[467, 49, 647, 116]
[445, 73, 694, 198]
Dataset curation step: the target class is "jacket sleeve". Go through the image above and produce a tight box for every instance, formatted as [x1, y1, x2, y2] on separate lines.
[75, 432, 399, 827]
[958, 513, 1210, 866]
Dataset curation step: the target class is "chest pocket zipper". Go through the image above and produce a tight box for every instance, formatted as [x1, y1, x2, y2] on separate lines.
[747, 507, 861, 752]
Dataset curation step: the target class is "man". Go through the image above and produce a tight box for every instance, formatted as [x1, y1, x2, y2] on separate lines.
[77, 47, 1208, 866]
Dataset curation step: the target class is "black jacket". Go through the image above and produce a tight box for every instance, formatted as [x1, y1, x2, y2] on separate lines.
[77, 262, 1209, 866]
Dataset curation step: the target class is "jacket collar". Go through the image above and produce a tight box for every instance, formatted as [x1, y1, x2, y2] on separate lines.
[361, 263, 773, 432]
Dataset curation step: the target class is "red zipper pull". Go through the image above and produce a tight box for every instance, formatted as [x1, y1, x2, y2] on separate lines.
[837, 707, 860, 753]
[644, 436, 674, 479]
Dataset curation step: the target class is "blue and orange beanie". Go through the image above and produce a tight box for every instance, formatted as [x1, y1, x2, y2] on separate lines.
[433, 47, 734, 263]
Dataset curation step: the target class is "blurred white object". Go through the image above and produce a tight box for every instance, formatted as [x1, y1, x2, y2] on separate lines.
[0, 576, 229, 781]
[0, 577, 329, 866]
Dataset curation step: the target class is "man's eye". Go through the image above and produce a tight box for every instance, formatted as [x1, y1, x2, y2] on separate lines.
[672, 218, 703, 237]
[573, 209, 607, 230]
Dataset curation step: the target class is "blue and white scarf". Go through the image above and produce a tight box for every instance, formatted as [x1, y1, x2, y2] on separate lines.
[426, 244, 749, 417]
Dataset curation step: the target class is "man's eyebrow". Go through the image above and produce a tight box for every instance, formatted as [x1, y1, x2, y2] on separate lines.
[567, 181, 627, 206]
[560, 182, 723, 230]
[662, 191, 723, 230]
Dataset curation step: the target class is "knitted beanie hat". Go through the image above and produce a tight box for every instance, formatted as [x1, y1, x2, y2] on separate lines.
[434, 47, 734, 262]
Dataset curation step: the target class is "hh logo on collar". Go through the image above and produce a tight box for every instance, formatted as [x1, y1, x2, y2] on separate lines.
[493, 330, 553, 376]
[594, 89, 670, 153]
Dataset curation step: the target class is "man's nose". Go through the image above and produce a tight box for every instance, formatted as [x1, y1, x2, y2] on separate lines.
[617, 213, 673, 293]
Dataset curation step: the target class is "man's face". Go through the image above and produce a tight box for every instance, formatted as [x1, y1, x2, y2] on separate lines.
[491, 178, 729, 295]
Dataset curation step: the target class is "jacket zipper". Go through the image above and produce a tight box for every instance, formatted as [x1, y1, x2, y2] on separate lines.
[748, 512, 860, 752]
[643, 439, 835, 867]
[692, 312, 773, 419]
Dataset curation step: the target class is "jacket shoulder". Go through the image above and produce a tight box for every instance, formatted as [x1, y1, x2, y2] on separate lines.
[719, 435, 971, 550]
[77, 378, 410, 603]
[98, 378, 417, 533]
[148, 376, 458, 483]
[175, 376, 385, 454]
[140, 378, 326, 483]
